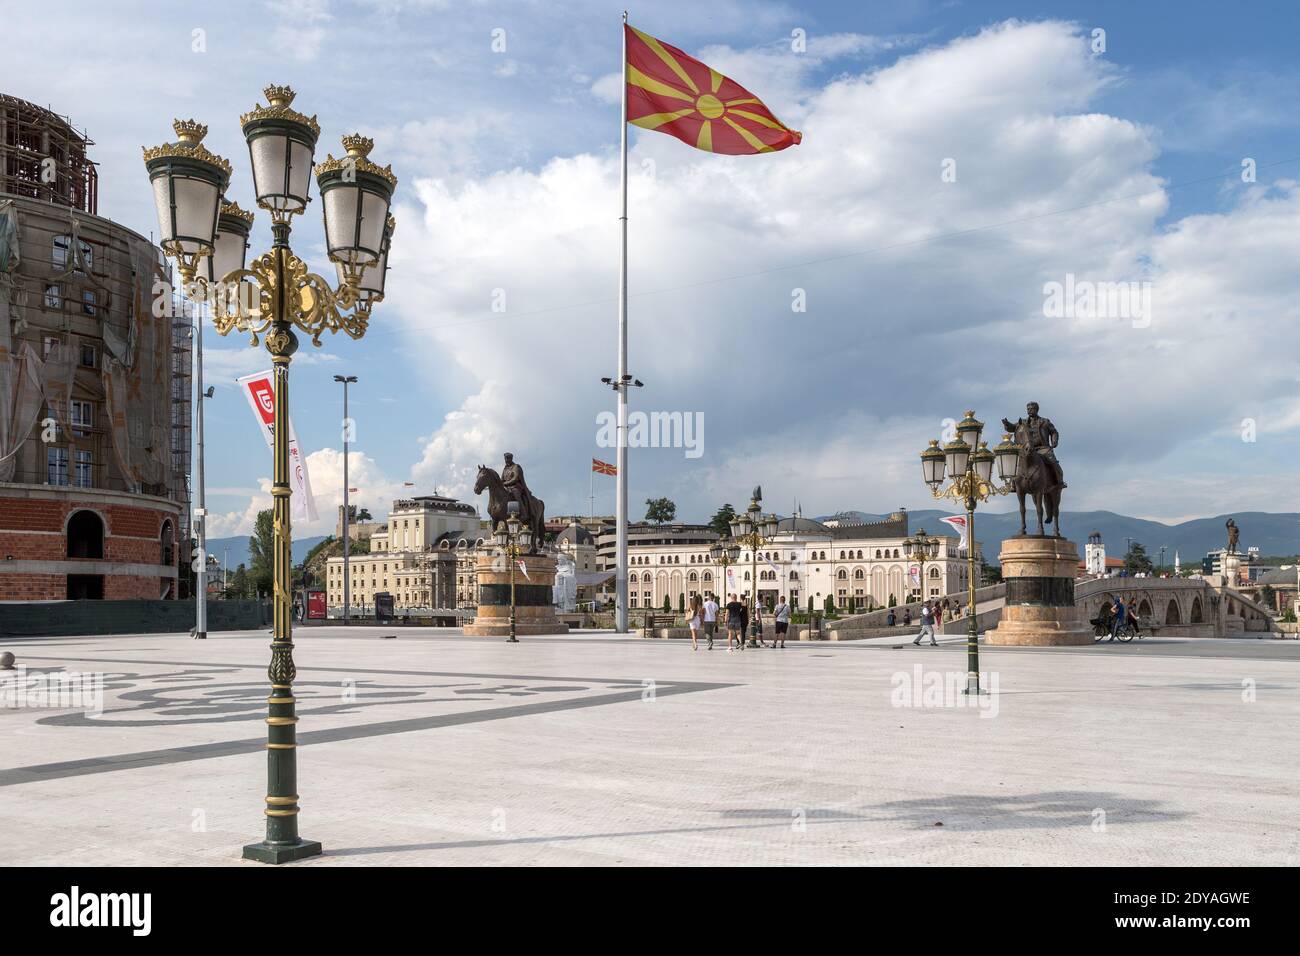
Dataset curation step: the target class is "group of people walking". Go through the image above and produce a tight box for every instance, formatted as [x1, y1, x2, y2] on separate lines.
[684, 593, 790, 651]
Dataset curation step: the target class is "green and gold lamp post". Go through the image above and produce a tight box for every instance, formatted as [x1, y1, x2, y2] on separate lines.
[708, 538, 742, 605]
[729, 491, 779, 645]
[902, 527, 939, 602]
[144, 85, 397, 864]
[494, 502, 534, 643]
[919, 413, 1020, 695]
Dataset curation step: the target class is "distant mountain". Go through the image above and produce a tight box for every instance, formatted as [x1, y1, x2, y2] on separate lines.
[815, 510, 1300, 565]
[203, 534, 330, 571]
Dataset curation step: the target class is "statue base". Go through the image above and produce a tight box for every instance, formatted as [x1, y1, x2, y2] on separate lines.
[985, 535, 1093, 646]
[463, 552, 569, 637]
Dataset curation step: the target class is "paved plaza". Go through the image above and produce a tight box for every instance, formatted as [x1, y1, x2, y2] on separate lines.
[1, 628, 1297, 866]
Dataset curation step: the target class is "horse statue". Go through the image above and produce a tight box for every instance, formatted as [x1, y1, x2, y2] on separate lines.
[1010, 420, 1063, 537]
[474, 464, 545, 552]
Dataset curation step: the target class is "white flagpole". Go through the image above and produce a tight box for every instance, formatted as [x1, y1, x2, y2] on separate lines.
[615, 10, 630, 633]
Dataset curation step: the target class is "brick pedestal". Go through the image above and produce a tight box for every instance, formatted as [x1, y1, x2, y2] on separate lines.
[985, 535, 1093, 646]
[463, 552, 569, 636]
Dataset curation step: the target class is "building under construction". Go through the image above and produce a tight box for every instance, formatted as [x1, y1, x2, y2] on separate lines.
[0, 94, 192, 600]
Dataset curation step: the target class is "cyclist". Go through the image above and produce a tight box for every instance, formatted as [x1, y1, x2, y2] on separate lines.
[1109, 596, 1126, 642]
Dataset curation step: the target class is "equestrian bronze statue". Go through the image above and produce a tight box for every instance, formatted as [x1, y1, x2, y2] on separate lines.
[1001, 401, 1066, 537]
[474, 453, 546, 552]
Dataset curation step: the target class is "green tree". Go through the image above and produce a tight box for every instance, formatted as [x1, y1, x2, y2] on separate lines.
[847, 595, 857, 613]
[645, 497, 677, 524]
[678, 593, 685, 612]
[356, 508, 373, 522]
[807, 595, 814, 612]
[980, 556, 1002, 584]
[708, 504, 737, 538]
[248, 509, 274, 597]
[1260, 584, 1276, 610]
[888, 593, 897, 608]
[225, 564, 250, 600]
[1124, 541, 1154, 575]
[662, 594, 672, 613]
[824, 594, 835, 614]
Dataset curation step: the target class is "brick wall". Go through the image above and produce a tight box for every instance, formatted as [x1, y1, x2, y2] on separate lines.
[0, 490, 180, 600]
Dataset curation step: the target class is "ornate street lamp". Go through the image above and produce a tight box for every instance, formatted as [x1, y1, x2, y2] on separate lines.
[144, 84, 397, 865]
[918, 413, 1020, 695]
[729, 490, 780, 645]
[709, 538, 741, 603]
[495, 501, 533, 643]
[903, 527, 940, 601]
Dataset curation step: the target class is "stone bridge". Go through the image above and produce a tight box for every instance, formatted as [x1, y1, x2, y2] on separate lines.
[1075, 577, 1277, 637]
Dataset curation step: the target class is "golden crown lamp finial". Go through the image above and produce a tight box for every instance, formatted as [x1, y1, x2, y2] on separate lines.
[173, 119, 208, 144]
[341, 134, 374, 159]
[264, 84, 296, 107]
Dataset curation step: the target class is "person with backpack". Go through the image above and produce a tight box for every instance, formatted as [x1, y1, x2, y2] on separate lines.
[773, 595, 791, 648]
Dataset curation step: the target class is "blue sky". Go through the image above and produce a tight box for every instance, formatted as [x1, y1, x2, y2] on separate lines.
[8, 0, 1300, 536]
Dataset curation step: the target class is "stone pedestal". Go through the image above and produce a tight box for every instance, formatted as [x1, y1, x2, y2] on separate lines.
[463, 552, 569, 637]
[985, 536, 1093, 646]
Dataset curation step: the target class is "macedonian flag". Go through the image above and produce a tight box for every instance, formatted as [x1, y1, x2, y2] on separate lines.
[625, 24, 801, 155]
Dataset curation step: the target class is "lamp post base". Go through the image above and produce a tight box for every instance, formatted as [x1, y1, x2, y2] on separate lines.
[242, 838, 323, 864]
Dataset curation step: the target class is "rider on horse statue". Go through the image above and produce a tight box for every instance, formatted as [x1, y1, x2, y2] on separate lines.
[1001, 402, 1066, 492]
[501, 453, 542, 526]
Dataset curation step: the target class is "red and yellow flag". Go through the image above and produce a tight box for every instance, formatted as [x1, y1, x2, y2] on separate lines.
[592, 458, 617, 476]
[625, 24, 801, 155]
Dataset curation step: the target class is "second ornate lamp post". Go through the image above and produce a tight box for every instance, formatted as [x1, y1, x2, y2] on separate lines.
[730, 490, 779, 647]
[709, 538, 741, 605]
[144, 84, 397, 863]
[919, 412, 1020, 695]
[903, 527, 940, 603]
[494, 502, 534, 643]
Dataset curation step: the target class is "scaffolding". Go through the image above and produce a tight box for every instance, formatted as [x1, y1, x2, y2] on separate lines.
[171, 280, 194, 574]
[0, 94, 98, 214]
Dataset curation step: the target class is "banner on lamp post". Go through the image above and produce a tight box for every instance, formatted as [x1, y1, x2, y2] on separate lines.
[236, 370, 318, 523]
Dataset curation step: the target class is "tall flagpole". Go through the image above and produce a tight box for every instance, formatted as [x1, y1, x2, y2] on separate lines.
[615, 10, 630, 633]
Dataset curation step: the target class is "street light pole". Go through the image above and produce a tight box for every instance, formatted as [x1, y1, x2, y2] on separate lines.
[194, 304, 208, 639]
[495, 500, 532, 643]
[145, 85, 397, 865]
[919, 413, 1021, 696]
[730, 490, 778, 648]
[334, 374, 356, 624]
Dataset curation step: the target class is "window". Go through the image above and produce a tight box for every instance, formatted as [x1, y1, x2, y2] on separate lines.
[47, 447, 69, 485]
[44, 284, 61, 308]
[160, 520, 174, 565]
[81, 290, 96, 316]
[68, 510, 104, 559]
[74, 451, 92, 488]
[79, 344, 97, 368]
[71, 400, 92, 437]
[53, 236, 93, 273]
[43, 335, 61, 358]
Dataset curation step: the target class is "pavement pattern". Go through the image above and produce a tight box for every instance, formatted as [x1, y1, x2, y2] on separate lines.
[1, 627, 1297, 866]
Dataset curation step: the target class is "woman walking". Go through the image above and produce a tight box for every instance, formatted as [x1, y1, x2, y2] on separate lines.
[752, 600, 766, 648]
[686, 594, 703, 651]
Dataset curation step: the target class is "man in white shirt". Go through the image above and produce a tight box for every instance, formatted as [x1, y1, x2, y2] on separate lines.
[702, 593, 719, 650]
[912, 600, 938, 646]
[773, 595, 790, 648]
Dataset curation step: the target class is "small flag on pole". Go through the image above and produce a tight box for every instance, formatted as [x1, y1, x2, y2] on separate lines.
[518, 560, 530, 581]
[592, 458, 617, 476]
[625, 23, 802, 155]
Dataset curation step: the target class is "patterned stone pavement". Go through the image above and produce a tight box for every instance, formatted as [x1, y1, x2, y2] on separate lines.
[1, 627, 1297, 866]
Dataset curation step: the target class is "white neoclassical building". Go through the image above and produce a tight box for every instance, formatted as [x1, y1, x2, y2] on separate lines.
[616, 510, 980, 613]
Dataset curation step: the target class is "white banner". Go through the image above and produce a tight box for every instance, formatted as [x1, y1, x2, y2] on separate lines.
[939, 514, 968, 552]
[236, 370, 317, 523]
[909, 564, 921, 586]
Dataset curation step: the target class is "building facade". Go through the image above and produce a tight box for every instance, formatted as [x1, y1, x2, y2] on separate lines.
[606, 511, 978, 613]
[0, 95, 188, 600]
[324, 494, 483, 613]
